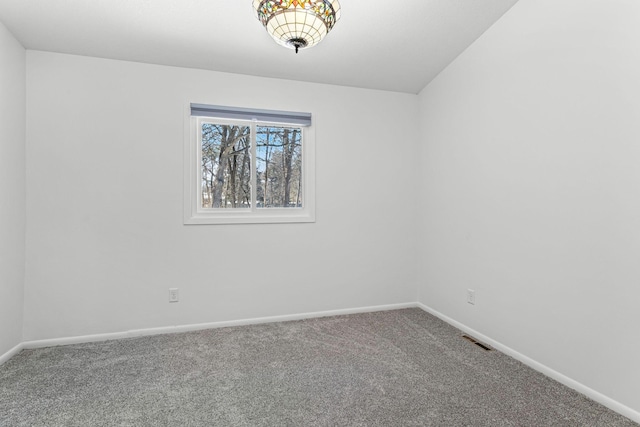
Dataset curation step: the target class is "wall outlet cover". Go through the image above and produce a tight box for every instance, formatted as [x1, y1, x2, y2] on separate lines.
[467, 289, 475, 305]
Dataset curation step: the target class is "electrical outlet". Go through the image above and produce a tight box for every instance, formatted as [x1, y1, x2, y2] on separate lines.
[467, 289, 475, 305]
[169, 288, 179, 303]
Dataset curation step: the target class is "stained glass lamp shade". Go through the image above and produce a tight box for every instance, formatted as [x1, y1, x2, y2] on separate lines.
[253, 0, 341, 53]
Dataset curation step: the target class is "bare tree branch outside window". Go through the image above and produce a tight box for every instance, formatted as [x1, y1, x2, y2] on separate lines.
[201, 123, 302, 209]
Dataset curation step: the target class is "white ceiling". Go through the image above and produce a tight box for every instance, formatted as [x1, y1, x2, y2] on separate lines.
[0, 0, 519, 94]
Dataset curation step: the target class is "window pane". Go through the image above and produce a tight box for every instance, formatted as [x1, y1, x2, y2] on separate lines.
[201, 124, 251, 209]
[256, 126, 303, 208]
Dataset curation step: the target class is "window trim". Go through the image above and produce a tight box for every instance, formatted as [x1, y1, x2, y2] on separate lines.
[183, 104, 316, 225]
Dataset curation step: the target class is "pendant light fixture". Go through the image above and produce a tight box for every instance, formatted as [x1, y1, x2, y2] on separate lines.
[253, 0, 341, 54]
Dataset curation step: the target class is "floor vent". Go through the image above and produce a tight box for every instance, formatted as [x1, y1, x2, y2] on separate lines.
[462, 334, 492, 351]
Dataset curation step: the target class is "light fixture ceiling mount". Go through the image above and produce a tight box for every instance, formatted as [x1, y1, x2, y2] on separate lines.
[253, 0, 341, 54]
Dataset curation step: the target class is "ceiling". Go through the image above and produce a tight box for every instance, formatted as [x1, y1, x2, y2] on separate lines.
[0, 0, 519, 94]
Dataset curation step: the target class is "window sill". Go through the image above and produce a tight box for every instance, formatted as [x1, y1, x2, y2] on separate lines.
[183, 209, 315, 225]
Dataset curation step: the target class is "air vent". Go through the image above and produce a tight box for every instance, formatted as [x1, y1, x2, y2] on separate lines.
[462, 334, 492, 351]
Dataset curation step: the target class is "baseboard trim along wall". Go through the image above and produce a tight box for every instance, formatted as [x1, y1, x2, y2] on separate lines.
[416, 302, 640, 425]
[18, 302, 417, 351]
[0, 343, 24, 366]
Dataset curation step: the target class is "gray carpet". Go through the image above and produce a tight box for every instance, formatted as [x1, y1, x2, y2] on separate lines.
[0, 308, 637, 426]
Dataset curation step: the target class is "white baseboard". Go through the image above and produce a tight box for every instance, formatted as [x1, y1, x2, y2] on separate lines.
[0, 342, 24, 366]
[21, 302, 417, 350]
[416, 302, 640, 425]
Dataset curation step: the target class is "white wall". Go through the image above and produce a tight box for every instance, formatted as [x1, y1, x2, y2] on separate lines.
[0, 21, 26, 357]
[418, 0, 640, 416]
[24, 51, 419, 341]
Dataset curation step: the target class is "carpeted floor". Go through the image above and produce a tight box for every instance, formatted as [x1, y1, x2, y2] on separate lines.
[0, 308, 637, 426]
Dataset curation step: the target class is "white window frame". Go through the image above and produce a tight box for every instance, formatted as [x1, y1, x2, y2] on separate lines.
[183, 104, 316, 225]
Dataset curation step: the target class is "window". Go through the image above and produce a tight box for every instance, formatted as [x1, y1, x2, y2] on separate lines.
[184, 104, 315, 224]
